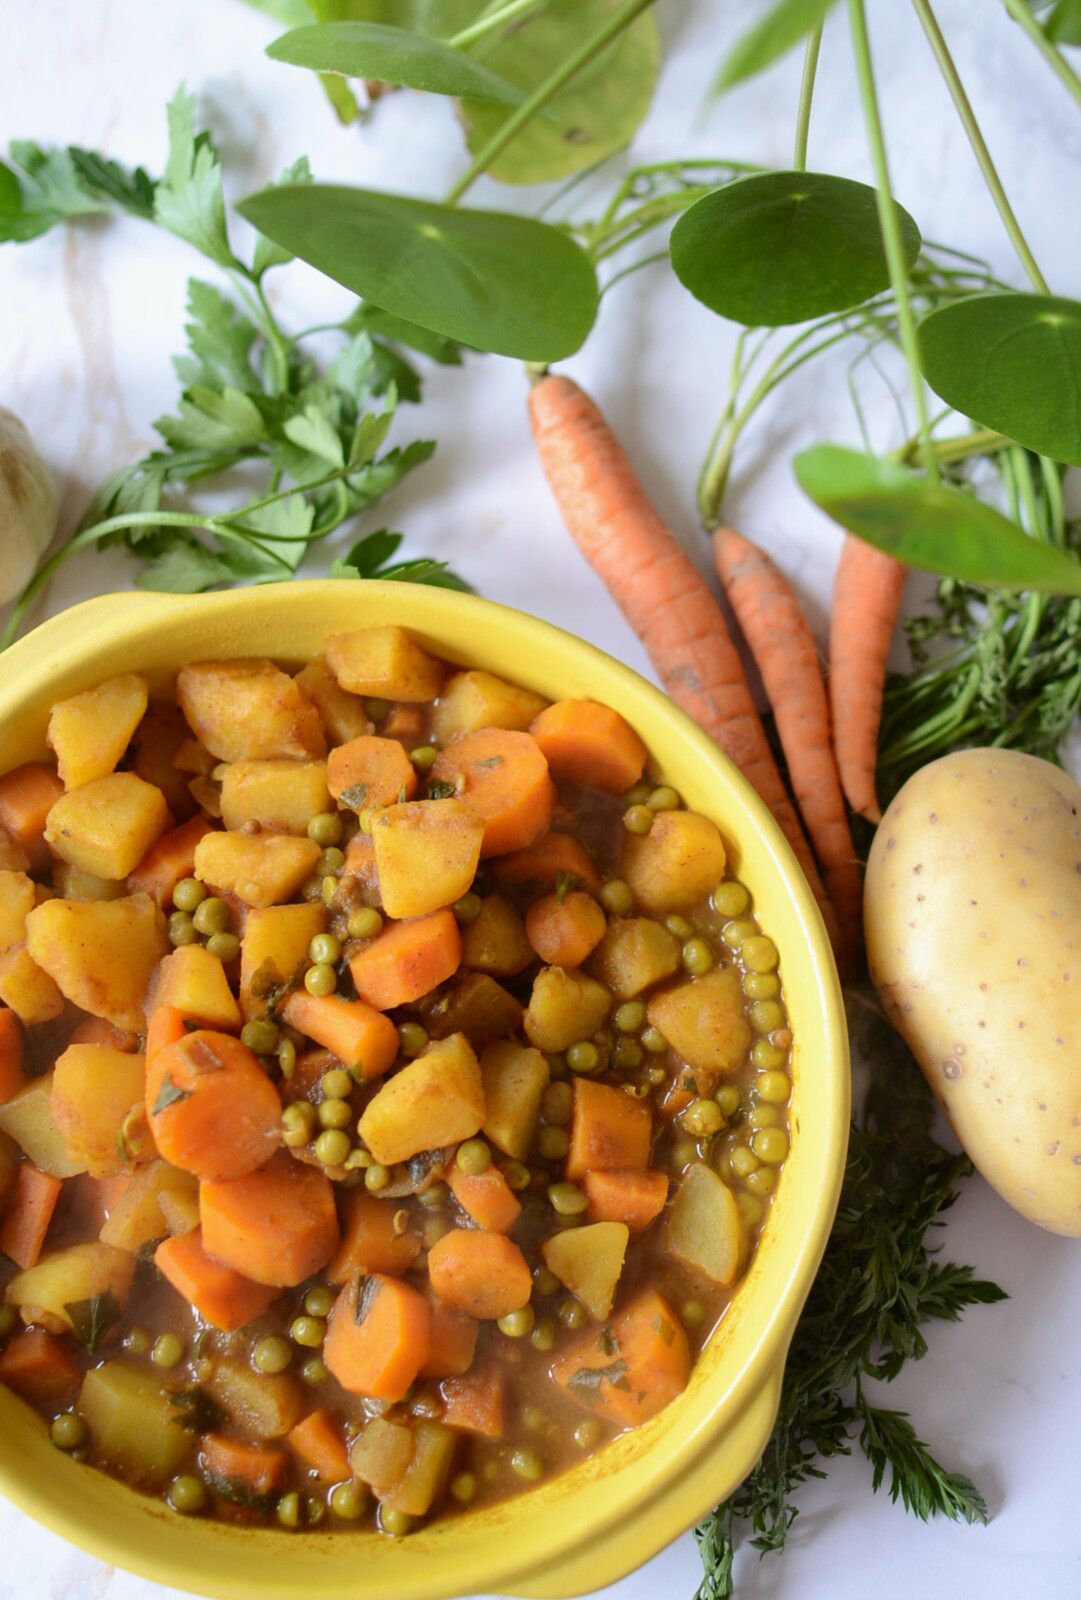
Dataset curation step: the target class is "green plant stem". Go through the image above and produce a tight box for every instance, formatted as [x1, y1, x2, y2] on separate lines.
[444, 0, 658, 204]
[895, 424, 1009, 465]
[794, 24, 824, 170]
[448, 0, 544, 49]
[1002, 0, 1081, 108]
[910, 0, 1050, 293]
[848, 0, 939, 483]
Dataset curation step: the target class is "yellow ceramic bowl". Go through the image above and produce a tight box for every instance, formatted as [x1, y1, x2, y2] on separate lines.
[0, 583, 849, 1600]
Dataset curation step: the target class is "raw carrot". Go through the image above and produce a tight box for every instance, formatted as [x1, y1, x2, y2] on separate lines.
[492, 831, 601, 896]
[145, 1029, 281, 1180]
[418, 1290, 478, 1379]
[551, 1288, 690, 1425]
[348, 909, 462, 1011]
[155, 1227, 279, 1330]
[0, 1009, 26, 1105]
[327, 735, 417, 811]
[0, 1163, 62, 1269]
[530, 700, 647, 794]
[524, 890, 607, 968]
[439, 1363, 506, 1439]
[830, 537, 907, 822]
[279, 991, 398, 1082]
[201, 1434, 289, 1500]
[200, 1154, 339, 1288]
[128, 816, 213, 908]
[0, 764, 64, 873]
[426, 1229, 532, 1320]
[583, 1168, 668, 1232]
[288, 1409, 352, 1484]
[430, 730, 556, 858]
[324, 1273, 431, 1401]
[528, 375, 840, 949]
[713, 525, 862, 955]
[565, 1079, 652, 1182]
[327, 1191, 422, 1285]
[447, 1165, 522, 1233]
[0, 1327, 80, 1406]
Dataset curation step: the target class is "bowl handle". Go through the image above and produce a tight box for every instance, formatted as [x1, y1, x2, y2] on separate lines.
[2, 591, 178, 679]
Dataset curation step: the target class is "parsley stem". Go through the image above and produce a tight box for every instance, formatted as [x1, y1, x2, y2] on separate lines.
[443, 0, 658, 205]
[793, 24, 824, 171]
[1002, 0, 1081, 109]
[447, 0, 544, 49]
[909, 0, 1049, 294]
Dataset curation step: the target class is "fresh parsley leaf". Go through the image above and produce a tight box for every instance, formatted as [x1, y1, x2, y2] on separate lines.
[251, 154, 313, 278]
[65, 1291, 121, 1354]
[154, 88, 235, 269]
[68, 148, 157, 218]
[170, 1385, 226, 1434]
[330, 527, 471, 592]
[339, 782, 369, 810]
[284, 403, 346, 468]
[345, 301, 464, 366]
[0, 143, 110, 240]
[155, 384, 267, 452]
[567, 1359, 631, 1397]
[173, 279, 259, 393]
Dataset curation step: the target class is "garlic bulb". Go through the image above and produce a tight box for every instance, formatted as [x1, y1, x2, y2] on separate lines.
[0, 406, 58, 605]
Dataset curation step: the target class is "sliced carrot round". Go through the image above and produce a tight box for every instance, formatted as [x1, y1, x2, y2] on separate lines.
[427, 1228, 532, 1319]
[430, 730, 555, 858]
[145, 1029, 281, 1180]
[327, 735, 418, 811]
[525, 890, 607, 968]
[530, 700, 648, 794]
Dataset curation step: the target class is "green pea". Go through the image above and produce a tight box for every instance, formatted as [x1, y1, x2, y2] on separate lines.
[711, 881, 750, 918]
[282, 1101, 315, 1148]
[613, 999, 646, 1034]
[574, 1418, 602, 1449]
[510, 1447, 544, 1482]
[410, 745, 439, 772]
[167, 1475, 207, 1515]
[193, 897, 230, 937]
[238, 1018, 277, 1058]
[497, 1305, 535, 1338]
[381, 1506, 413, 1538]
[670, 1137, 698, 1170]
[168, 911, 198, 948]
[640, 1026, 668, 1054]
[665, 915, 693, 940]
[622, 804, 653, 836]
[319, 847, 346, 876]
[423, 1215, 450, 1249]
[533, 1265, 560, 1297]
[321, 875, 339, 907]
[398, 1021, 428, 1058]
[277, 1492, 302, 1530]
[682, 1300, 706, 1328]
[752, 1039, 786, 1072]
[548, 1181, 587, 1216]
[151, 1333, 184, 1369]
[308, 812, 343, 848]
[172, 877, 206, 913]
[737, 1191, 765, 1227]
[743, 970, 780, 1000]
[501, 1159, 532, 1191]
[646, 1065, 667, 1086]
[309, 932, 342, 967]
[304, 1285, 335, 1319]
[623, 781, 653, 806]
[750, 1000, 784, 1034]
[318, 1098, 352, 1131]
[321, 1068, 353, 1100]
[450, 1472, 477, 1503]
[715, 1083, 741, 1117]
[612, 1036, 643, 1070]
[456, 1138, 491, 1176]
[252, 1335, 293, 1375]
[721, 918, 756, 949]
[545, 1051, 568, 1079]
[647, 785, 681, 811]
[278, 1036, 297, 1079]
[453, 892, 482, 925]
[537, 1125, 569, 1161]
[301, 1356, 329, 1385]
[756, 1070, 791, 1104]
[364, 697, 391, 723]
[742, 935, 778, 973]
[683, 1097, 724, 1137]
[364, 1162, 390, 1192]
[0, 1305, 18, 1340]
[305, 962, 338, 998]
[530, 1317, 556, 1352]
[418, 1181, 448, 1208]
[752, 1127, 789, 1165]
[730, 1145, 759, 1177]
[315, 1129, 350, 1167]
[123, 1324, 151, 1355]
[559, 1297, 588, 1330]
[599, 879, 634, 916]
[541, 1081, 573, 1126]
[51, 1412, 87, 1451]
[330, 1479, 369, 1520]
[348, 906, 384, 941]
[291, 1316, 327, 1349]
[567, 1041, 599, 1074]
[207, 931, 240, 963]
[520, 1403, 545, 1431]
[681, 937, 714, 976]
[744, 1165, 776, 1196]
[749, 1103, 783, 1129]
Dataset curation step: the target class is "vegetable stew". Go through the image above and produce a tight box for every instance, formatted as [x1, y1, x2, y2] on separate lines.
[0, 627, 792, 1535]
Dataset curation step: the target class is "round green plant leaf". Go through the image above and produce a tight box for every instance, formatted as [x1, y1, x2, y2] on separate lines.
[670, 171, 921, 327]
[267, 21, 524, 102]
[920, 292, 1081, 468]
[794, 445, 1081, 596]
[237, 184, 598, 361]
[457, 0, 661, 185]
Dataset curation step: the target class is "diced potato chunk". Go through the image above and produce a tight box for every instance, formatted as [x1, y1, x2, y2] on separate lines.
[0, 829, 30, 873]
[381, 1420, 456, 1516]
[5, 1241, 135, 1331]
[420, 972, 523, 1050]
[51, 1044, 146, 1177]
[158, 1183, 201, 1237]
[146, 944, 242, 1031]
[462, 894, 533, 977]
[294, 656, 374, 745]
[372, 800, 484, 919]
[350, 1418, 415, 1495]
[26, 894, 168, 1032]
[589, 917, 680, 999]
[52, 864, 128, 902]
[47, 673, 148, 790]
[99, 1160, 198, 1253]
[130, 708, 197, 821]
[359, 1032, 484, 1165]
[0, 946, 66, 1024]
[194, 831, 321, 909]
[178, 659, 326, 763]
[433, 670, 548, 744]
[220, 760, 330, 834]
[523, 966, 611, 1053]
[240, 902, 326, 1018]
[0, 1075, 84, 1177]
[646, 968, 751, 1086]
[0, 1131, 18, 1210]
[325, 626, 444, 703]
[45, 773, 171, 880]
[667, 1163, 746, 1285]
[480, 1041, 549, 1160]
[620, 811, 727, 914]
[542, 1221, 629, 1321]
[0, 871, 35, 955]
[205, 1358, 306, 1441]
[79, 1361, 191, 1485]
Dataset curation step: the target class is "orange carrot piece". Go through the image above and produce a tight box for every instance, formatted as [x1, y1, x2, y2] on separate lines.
[201, 1434, 289, 1500]
[0, 765, 63, 873]
[830, 537, 907, 822]
[492, 832, 601, 896]
[155, 1227, 279, 1331]
[418, 1289, 478, 1379]
[144, 1005, 193, 1067]
[565, 1079, 652, 1182]
[583, 1168, 668, 1232]
[342, 834, 381, 902]
[348, 909, 462, 1011]
[528, 375, 840, 950]
[0, 1009, 26, 1105]
[200, 1154, 339, 1288]
[327, 1191, 422, 1285]
[128, 816, 213, 908]
[382, 704, 426, 741]
[0, 1164, 62, 1269]
[525, 890, 607, 968]
[551, 1289, 690, 1425]
[530, 700, 647, 794]
[448, 1165, 522, 1233]
[324, 1273, 431, 1401]
[439, 1364, 507, 1439]
[327, 735, 418, 811]
[145, 1029, 281, 1180]
[714, 525, 861, 957]
[430, 730, 555, 859]
[427, 1229, 531, 1320]
[288, 1409, 352, 1484]
[0, 1327, 81, 1406]
[658, 1081, 694, 1120]
[279, 991, 398, 1082]
[68, 1017, 139, 1052]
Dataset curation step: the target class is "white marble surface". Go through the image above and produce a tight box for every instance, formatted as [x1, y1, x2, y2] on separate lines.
[2, 1, 1080, 1596]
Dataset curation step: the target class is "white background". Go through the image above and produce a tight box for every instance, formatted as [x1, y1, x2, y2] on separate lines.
[1, 2, 1080, 1597]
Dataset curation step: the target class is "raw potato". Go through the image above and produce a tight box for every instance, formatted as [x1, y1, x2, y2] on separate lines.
[865, 748, 1081, 1236]
[193, 831, 321, 909]
[4, 1241, 135, 1330]
[667, 1163, 746, 1285]
[0, 1074, 85, 1177]
[45, 773, 171, 880]
[479, 1040, 550, 1159]
[78, 1361, 190, 1485]
[26, 894, 168, 1032]
[647, 968, 751, 1086]
[542, 1221, 629, 1320]
[523, 965, 611, 1053]
[47, 673, 148, 790]
[178, 659, 326, 762]
[359, 1032, 484, 1165]
[433, 670, 548, 744]
[371, 799, 485, 919]
[51, 1044, 146, 1177]
[325, 625, 444, 702]
[620, 811, 727, 914]
[220, 760, 330, 834]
